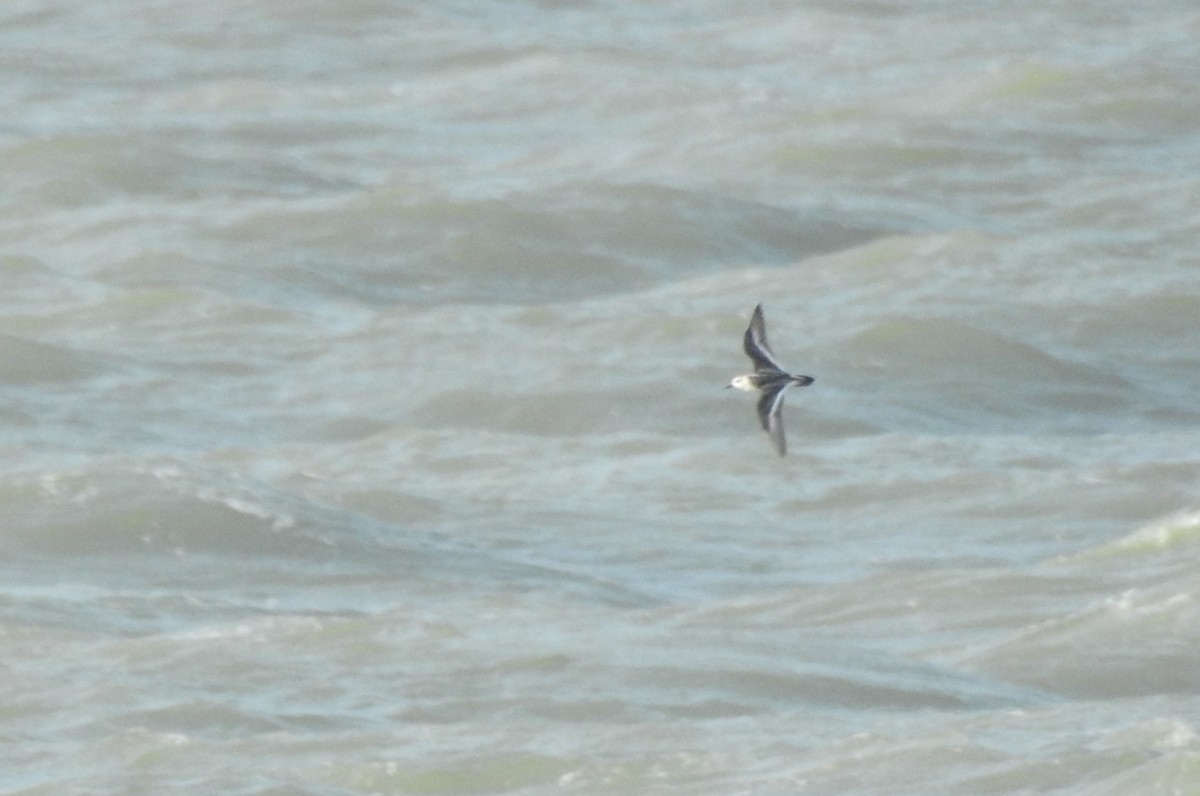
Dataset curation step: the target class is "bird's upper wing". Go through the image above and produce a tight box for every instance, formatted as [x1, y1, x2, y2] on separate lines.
[743, 303, 785, 374]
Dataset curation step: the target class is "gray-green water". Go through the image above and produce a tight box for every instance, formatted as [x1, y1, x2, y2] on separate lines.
[3, 1, 1200, 793]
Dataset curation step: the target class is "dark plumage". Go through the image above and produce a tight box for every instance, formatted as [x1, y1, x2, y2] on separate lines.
[727, 304, 814, 456]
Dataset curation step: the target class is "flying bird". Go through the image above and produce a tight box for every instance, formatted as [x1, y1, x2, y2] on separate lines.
[727, 303, 814, 456]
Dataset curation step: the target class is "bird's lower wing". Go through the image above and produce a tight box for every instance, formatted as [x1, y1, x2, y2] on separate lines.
[757, 386, 788, 457]
[767, 411, 787, 456]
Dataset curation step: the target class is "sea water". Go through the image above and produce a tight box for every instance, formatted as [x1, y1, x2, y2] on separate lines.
[3, 1, 1200, 793]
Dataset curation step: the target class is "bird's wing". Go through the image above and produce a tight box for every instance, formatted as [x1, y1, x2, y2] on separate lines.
[743, 303, 785, 374]
[756, 382, 789, 457]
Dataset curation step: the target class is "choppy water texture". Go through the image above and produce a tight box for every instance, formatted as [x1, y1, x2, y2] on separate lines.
[3, 1, 1200, 794]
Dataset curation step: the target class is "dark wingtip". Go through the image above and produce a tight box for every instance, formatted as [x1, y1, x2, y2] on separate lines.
[772, 432, 787, 457]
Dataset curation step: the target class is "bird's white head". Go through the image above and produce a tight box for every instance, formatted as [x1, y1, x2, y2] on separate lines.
[727, 374, 757, 392]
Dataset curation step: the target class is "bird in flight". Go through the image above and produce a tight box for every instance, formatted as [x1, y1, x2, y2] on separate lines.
[727, 303, 814, 456]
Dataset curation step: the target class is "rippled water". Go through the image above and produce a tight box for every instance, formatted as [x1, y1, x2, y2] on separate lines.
[4, 1, 1200, 794]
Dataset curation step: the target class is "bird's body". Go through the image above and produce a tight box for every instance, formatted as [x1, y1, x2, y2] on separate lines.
[727, 303, 814, 456]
